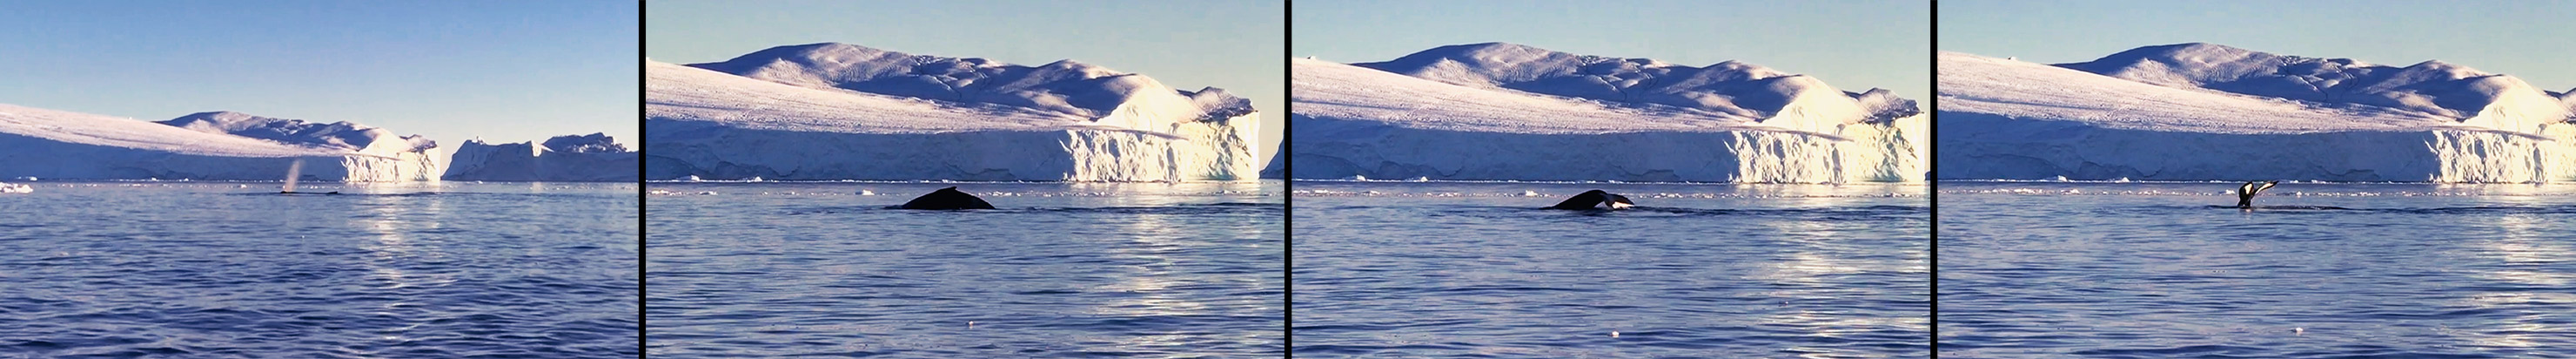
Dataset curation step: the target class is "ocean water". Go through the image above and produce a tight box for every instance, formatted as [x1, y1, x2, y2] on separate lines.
[1939, 181, 2576, 358]
[644, 181, 1284, 357]
[1291, 181, 1930, 358]
[0, 181, 640, 358]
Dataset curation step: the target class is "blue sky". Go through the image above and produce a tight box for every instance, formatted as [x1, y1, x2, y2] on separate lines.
[1940, 0, 2576, 92]
[1292, 0, 1932, 99]
[645, 0, 1287, 158]
[0, 0, 639, 148]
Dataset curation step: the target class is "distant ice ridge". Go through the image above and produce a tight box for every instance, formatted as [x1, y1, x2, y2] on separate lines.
[443, 133, 640, 181]
[0, 104, 446, 181]
[1291, 43, 1925, 183]
[645, 43, 1263, 181]
[1938, 44, 2576, 183]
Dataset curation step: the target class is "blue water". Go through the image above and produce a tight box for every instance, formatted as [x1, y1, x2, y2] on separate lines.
[644, 181, 1283, 357]
[1939, 181, 2576, 358]
[0, 181, 639, 358]
[1291, 181, 1930, 357]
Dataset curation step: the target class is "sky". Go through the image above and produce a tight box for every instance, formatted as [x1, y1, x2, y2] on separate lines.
[1939, 0, 2576, 92]
[0, 1, 639, 149]
[645, 0, 1289, 159]
[1291, 0, 1932, 100]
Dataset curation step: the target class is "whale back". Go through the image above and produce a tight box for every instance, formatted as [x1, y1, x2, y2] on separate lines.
[1548, 190, 1610, 209]
[900, 186, 996, 210]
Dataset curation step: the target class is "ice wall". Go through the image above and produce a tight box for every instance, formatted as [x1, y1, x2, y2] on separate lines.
[1286, 47, 1925, 183]
[644, 119, 1251, 181]
[0, 104, 444, 181]
[1291, 115, 1922, 183]
[1937, 47, 2576, 183]
[442, 136, 640, 182]
[647, 53, 1262, 182]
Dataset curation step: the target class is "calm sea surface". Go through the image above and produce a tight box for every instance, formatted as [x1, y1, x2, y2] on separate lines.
[1940, 181, 2576, 358]
[644, 181, 1283, 357]
[0, 181, 639, 358]
[1291, 181, 1930, 358]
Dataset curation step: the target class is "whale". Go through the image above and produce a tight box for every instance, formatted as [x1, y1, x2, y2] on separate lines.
[2236, 180, 2277, 208]
[898, 186, 996, 210]
[1546, 189, 1633, 210]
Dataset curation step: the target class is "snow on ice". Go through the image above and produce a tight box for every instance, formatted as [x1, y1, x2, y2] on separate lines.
[645, 43, 1264, 181]
[1288, 43, 1927, 183]
[1937, 44, 2576, 182]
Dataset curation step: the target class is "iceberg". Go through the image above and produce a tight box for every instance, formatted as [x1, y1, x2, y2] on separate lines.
[1259, 141, 1285, 180]
[645, 43, 1264, 181]
[1937, 44, 2576, 182]
[0, 104, 446, 181]
[1290, 43, 1926, 182]
[442, 133, 639, 182]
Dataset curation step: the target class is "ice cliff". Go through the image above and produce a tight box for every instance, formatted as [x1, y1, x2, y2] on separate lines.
[0, 105, 446, 181]
[1937, 44, 2576, 182]
[1291, 43, 1927, 182]
[443, 133, 639, 182]
[645, 43, 1264, 181]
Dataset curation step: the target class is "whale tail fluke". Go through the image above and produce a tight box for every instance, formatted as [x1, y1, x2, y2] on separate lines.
[2236, 180, 2278, 208]
[898, 186, 997, 210]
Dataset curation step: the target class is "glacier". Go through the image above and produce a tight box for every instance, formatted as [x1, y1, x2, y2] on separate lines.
[1290, 43, 1927, 183]
[0, 105, 446, 181]
[442, 133, 640, 182]
[1937, 44, 2576, 183]
[645, 43, 1265, 181]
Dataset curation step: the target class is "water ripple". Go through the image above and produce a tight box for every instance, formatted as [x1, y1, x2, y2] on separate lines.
[1940, 182, 2576, 358]
[1293, 182, 1929, 357]
[0, 182, 639, 358]
[646, 181, 1284, 357]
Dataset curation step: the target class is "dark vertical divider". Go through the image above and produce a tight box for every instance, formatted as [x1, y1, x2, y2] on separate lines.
[1279, 2, 1297, 356]
[1924, 1, 1940, 355]
[635, 1, 652, 356]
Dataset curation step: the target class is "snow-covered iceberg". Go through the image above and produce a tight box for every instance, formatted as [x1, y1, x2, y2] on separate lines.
[645, 43, 1264, 181]
[442, 133, 639, 182]
[1290, 43, 1927, 182]
[0, 105, 446, 181]
[1937, 44, 2576, 182]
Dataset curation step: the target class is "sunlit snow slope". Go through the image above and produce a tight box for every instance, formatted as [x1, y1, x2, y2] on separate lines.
[645, 43, 1263, 181]
[1291, 43, 1926, 182]
[0, 104, 445, 181]
[1938, 44, 2576, 182]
